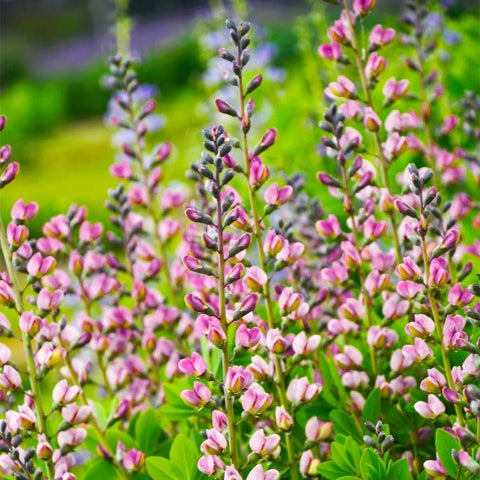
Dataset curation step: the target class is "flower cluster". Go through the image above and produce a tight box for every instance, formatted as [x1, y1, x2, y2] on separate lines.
[0, 1, 479, 479]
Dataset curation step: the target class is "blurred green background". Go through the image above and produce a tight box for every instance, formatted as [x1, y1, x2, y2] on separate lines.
[1, 0, 479, 235]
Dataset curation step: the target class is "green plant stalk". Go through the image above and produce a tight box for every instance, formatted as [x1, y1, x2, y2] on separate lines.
[215, 166, 239, 468]
[0, 219, 56, 480]
[340, 163, 378, 377]
[342, 0, 402, 265]
[236, 53, 299, 480]
[115, 0, 131, 58]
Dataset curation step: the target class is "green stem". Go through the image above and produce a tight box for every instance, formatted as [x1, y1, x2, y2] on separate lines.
[0, 220, 56, 480]
[342, 0, 402, 265]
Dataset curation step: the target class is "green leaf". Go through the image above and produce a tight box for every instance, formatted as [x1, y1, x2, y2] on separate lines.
[135, 408, 167, 456]
[170, 434, 199, 480]
[344, 436, 362, 471]
[105, 429, 136, 451]
[83, 458, 120, 480]
[317, 461, 352, 480]
[158, 404, 197, 421]
[360, 449, 387, 480]
[92, 401, 107, 430]
[146, 456, 182, 480]
[337, 477, 361, 480]
[436, 429, 461, 478]
[331, 442, 356, 473]
[329, 410, 362, 442]
[388, 458, 412, 480]
[362, 388, 381, 428]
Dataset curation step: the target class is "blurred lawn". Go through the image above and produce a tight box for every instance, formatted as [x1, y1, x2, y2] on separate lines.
[1, 13, 479, 235]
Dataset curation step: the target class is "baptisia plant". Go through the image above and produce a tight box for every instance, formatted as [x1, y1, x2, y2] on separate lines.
[1, 1, 479, 480]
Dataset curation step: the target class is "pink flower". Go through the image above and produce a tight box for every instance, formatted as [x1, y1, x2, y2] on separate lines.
[305, 417, 333, 442]
[326, 76, 356, 99]
[363, 107, 382, 131]
[334, 345, 363, 369]
[292, 332, 321, 355]
[395, 256, 423, 280]
[448, 283, 474, 307]
[225, 366, 253, 393]
[424, 456, 448, 476]
[36, 434, 53, 460]
[201, 429, 227, 455]
[443, 315, 467, 349]
[123, 448, 145, 472]
[197, 455, 225, 475]
[263, 230, 286, 255]
[224, 466, 242, 480]
[58, 428, 87, 448]
[264, 182, 293, 206]
[396, 280, 424, 299]
[429, 258, 449, 287]
[249, 429, 281, 458]
[11, 199, 38, 222]
[42, 215, 70, 239]
[79, 221, 103, 243]
[369, 25, 395, 46]
[61, 404, 91, 424]
[328, 20, 351, 45]
[318, 41, 342, 60]
[180, 382, 211, 407]
[53, 380, 81, 405]
[414, 395, 445, 419]
[353, 0, 376, 15]
[420, 369, 446, 393]
[240, 383, 272, 415]
[26, 252, 56, 278]
[37, 288, 64, 312]
[384, 132, 408, 159]
[365, 53, 386, 78]
[235, 325, 262, 349]
[0, 161, 20, 186]
[341, 241, 362, 269]
[248, 356, 275, 380]
[243, 266, 268, 292]
[402, 338, 433, 362]
[286, 377, 321, 404]
[275, 406, 293, 431]
[249, 157, 270, 187]
[315, 214, 341, 238]
[246, 465, 279, 480]
[6, 223, 28, 246]
[178, 352, 207, 377]
[367, 326, 398, 349]
[0, 365, 21, 390]
[383, 78, 409, 100]
[405, 314, 435, 338]
[300, 450, 321, 476]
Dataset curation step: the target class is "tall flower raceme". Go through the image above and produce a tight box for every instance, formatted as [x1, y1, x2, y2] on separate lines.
[179, 20, 329, 480]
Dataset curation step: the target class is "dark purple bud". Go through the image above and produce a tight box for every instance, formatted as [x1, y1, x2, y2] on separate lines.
[225, 263, 244, 285]
[185, 208, 215, 226]
[353, 171, 373, 193]
[219, 48, 235, 62]
[317, 172, 342, 188]
[0, 116, 6, 131]
[253, 128, 277, 156]
[245, 74, 262, 95]
[394, 199, 418, 219]
[233, 293, 259, 320]
[215, 99, 238, 117]
[202, 233, 218, 251]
